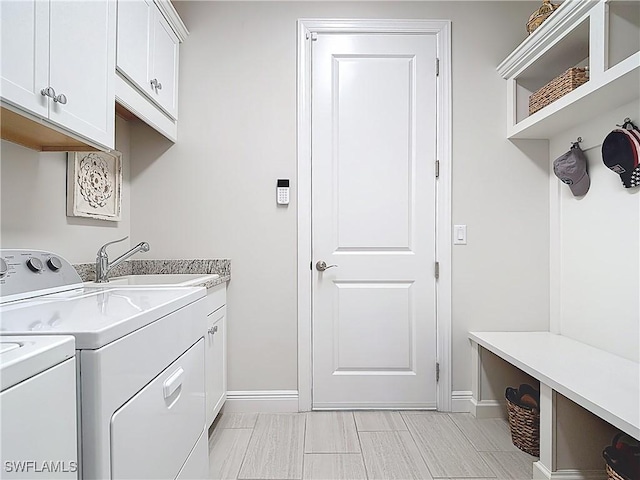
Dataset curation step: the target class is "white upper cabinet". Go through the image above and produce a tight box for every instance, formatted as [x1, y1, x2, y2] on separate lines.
[150, 10, 179, 118]
[497, 0, 639, 140]
[0, 0, 116, 150]
[0, 0, 49, 118]
[48, 0, 116, 148]
[116, 0, 152, 92]
[116, 0, 184, 135]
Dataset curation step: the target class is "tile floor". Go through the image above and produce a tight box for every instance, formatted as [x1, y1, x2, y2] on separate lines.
[208, 411, 537, 480]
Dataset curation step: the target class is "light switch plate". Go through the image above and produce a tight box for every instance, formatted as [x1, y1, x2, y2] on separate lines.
[454, 225, 467, 245]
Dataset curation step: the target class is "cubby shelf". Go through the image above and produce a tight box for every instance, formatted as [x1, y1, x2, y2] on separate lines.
[497, 0, 640, 140]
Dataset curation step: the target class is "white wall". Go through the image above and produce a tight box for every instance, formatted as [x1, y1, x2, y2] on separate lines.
[129, 1, 550, 395]
[0, 117, 132, 263]
[549, 100, 640, 363]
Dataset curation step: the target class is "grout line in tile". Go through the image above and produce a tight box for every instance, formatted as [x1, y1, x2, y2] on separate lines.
[353, 412, 370, 480]
[301, 413, 307, 480]
[399, 411, 437, 480]
[234, 413, 258, 480]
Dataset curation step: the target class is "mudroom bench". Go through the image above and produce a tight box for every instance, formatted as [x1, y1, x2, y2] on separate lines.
[469, 331, 639, 479]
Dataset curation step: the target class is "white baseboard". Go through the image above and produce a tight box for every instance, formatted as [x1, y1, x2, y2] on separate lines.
[313, 402, 436, 410]
[533, 461, 603, 480]
[223, 390, 299, 413]
[451, 391, 472, 412]
[469, 398, 507, 419]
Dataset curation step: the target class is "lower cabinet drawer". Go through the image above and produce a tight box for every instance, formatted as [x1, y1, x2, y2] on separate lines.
[110, 339, 204, 479]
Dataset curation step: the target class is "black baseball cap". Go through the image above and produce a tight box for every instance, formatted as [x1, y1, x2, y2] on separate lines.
[602, 128, 640, 188]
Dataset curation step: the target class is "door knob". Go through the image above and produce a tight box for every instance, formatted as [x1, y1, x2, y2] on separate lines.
[53, 93, 67, 104]
[316, 261, 338, 272]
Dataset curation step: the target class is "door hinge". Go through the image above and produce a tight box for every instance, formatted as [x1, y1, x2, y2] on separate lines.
[311, 32, 318, 41]
[436, 362, 440, 382]
[434, 261, 440, 279]
[436, 58, 440, 77]
[435, 160, 440, 178]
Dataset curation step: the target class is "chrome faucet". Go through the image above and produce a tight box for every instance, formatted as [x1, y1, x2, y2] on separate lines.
[95, 236, 150, 283]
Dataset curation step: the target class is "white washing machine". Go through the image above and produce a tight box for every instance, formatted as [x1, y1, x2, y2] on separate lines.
[0, 335, 78, 480]
[0, 250, 209, 480]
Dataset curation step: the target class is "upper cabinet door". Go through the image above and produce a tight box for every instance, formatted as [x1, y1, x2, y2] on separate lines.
[149, 9, 179, 119]
[0, 0, 50, 117]
[116, 0, 152, 95]
[48, 0, 116, 148]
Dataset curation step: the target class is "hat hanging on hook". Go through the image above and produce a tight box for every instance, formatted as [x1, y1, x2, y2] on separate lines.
[602, 119, 640, 188]
[553, 142, 590, 196]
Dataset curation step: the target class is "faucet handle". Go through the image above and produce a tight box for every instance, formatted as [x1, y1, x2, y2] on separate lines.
[97, 236, 128, 257]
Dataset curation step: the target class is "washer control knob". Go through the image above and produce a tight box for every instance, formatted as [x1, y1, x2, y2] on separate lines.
[0, 258, 7, 277]
[47, 257, 63, 272]
[26, 257, 44, 273]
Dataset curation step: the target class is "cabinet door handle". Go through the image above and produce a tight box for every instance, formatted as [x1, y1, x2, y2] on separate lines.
[150, 78, 162, 92]
[208, 325, 218, 335]
[53, 93, 67, 104]
[41, 87, 56, 98]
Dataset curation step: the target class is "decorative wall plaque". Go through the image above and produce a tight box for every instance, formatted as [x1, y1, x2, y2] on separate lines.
[67, 151, 122, 221]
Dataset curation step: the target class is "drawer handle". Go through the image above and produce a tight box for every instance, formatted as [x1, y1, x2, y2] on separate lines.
[163, 367, 184, 398]
[208, 325, 218, 335]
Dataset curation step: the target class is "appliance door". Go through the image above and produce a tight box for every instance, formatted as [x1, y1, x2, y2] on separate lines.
[175, 428, 208, 480]
[110, 339, 204, 479]
[0, 358, 78, 479]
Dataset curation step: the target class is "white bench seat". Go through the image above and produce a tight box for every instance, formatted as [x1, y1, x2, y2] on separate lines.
[469, 331, 639, 439]
[469, 331, 639, 479]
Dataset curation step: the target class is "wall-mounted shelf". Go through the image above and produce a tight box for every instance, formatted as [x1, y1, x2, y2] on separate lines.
[497, 0, 640, 140]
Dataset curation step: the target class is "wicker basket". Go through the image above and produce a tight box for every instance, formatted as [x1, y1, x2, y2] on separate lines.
[506, 395, 540, 457]
[529, 67, 589, 115]
[527, 0, 560, 34]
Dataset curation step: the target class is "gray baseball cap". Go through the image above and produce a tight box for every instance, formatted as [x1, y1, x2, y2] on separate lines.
[553, 147, 590, 196]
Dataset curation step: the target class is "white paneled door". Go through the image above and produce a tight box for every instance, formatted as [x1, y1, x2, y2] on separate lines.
[311, 33, 438, 409]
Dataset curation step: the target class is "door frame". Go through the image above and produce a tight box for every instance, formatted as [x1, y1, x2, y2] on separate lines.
[296, 18, 452, 412]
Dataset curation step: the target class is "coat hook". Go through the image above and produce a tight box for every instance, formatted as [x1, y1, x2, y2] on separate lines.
[617, 117, 637, 130]
[571, 137, 582, 148]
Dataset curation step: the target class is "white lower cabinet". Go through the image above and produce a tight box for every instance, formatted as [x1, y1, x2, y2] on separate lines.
[205, 284, 227, 427]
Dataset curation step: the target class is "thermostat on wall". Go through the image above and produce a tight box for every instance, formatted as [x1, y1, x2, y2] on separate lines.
[277, 179, 290, 205]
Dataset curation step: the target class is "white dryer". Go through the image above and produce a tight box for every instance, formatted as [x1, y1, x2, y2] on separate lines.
[0, 250, 208, 480]
[0, 335, 78, 480]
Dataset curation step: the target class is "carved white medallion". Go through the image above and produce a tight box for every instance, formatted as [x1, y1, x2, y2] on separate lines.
[67, 151, 122, 221]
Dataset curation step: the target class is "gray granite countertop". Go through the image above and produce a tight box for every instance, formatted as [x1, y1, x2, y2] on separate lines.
[74, 259, 231, 288]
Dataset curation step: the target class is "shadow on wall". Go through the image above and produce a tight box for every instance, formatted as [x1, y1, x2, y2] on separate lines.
[128, 122, 174, 180]
[66, 216, 120, 229]
[0, 141, 42, 225]
[511, 138, 551, 175]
